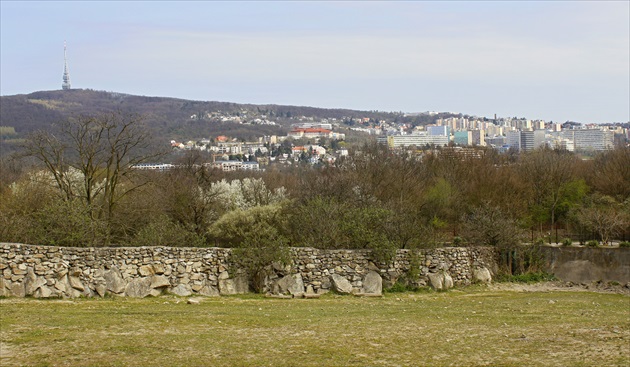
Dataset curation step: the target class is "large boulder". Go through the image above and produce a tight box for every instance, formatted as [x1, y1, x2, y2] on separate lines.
[24, 268, 46, 296]
[428, 272, 454, 291]
[361, 271, 383, 295]
[198, 285, 220, 297]
[104, 267, 126, 294]
[331, 274, 353, 294]
[473, 267, 492, 284]
[171, 284, 192, 297]
[68, 276, 85, 292]
[150, 275, 171, 289]
[276, 274, 305, 297]
[125, 277, 152, 298]
[218, 271, 249, 295]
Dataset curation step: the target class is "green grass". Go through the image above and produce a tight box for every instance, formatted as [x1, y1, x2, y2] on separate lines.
[1, 289, 629, 366]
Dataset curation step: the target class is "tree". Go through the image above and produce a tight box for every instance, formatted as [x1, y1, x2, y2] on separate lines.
[23, 111, 162, 243]
[576, 194, 629, 245]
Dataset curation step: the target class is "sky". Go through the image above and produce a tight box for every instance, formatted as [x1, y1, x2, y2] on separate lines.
[1, 1, 628, 123]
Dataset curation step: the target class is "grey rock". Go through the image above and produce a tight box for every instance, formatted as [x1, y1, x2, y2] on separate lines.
[68, 276, 85, 291]
[198, 285, 220, 297]
[138, 265, 154, 277]
[24, 269, 46, 296]
[331, 274, 353, 294]
[149, 288, 163, 297]
[276, 273, 305, 296]
[443, 273, 454, 289]
[104, 268, 126, 294]
[171, 284, 192, 297]
[473, 267, 492, 283]
[361, 271, 383, 295]
[150, 275, 171, 289]
[428, 273, 444, 290]
[35, 285, 53, 298]
[125, 277, 152, 298]
[95, 283, 107, 297]
[10, 281, 25, 297]
[152, 264, 165, 275]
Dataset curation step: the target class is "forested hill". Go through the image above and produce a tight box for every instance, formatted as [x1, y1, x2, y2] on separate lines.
[0, 89, 405, 142]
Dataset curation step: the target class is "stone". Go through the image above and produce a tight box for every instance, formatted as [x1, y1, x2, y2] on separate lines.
[138, 265, 154, 277]
[171, 284, 192, 297]
[219, 273, 248, 295]
[428, 273, 444, 290]
[104, 268, 126, 294]
[24, 268, 46, 296]
[68, 276, 85, 291]
[152, 264, 165, 275]
[198, 285, 220, 297]
[276, 273, 305, 297]
[125, 277, 152, 298]
[35, 285, 53, 298]
[330, 274, 353, 294]
[187, 298, 200, 305]
[443, 273, 454, 289]
[361, 271, 383, 295]
[150, 275, 171, 289]
[473, 267, 492, 284]
[95, 283, 107, 297]
[149, 288, 163, 297]
[305, 285, 316, 295]
[10, 282, 25, 298]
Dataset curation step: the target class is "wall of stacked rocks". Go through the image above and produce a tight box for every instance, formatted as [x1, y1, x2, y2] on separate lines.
[0, 243, 496, 298]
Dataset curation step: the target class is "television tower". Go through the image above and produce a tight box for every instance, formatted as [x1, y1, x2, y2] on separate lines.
[62, 41, 71, 90]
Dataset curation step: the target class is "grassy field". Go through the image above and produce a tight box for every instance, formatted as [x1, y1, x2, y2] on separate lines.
[1, 287, 628, 367]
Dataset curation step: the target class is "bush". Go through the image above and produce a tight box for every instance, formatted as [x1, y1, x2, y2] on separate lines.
[132, 215, 205, 247]
[452, 236, 464, 247]
[561, 238, 573, 247]
[586, 240, 599, 248]
[209, 203, 290, 292]
[533, 238, 545, 246]
[619, 241, 630, 248]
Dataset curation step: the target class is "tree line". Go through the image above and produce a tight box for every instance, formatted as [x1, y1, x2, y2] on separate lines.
[1, 113, 629, 267]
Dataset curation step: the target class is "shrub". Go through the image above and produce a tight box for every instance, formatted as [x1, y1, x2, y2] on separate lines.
[561, 238, 573, 247]
[619, 241, 630, 248]
[533, 238, 545, 246]
[586, 240, 599, 248]
[209, 203, 290, 292]
[132, 215, 205, 247]
[452, 236, 464, 247]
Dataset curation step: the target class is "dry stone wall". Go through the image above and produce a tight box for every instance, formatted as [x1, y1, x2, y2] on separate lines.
[0, 243, 496, 298]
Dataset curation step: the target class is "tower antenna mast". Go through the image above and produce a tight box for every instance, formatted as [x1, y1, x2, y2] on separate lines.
[62, 41, 71, 90]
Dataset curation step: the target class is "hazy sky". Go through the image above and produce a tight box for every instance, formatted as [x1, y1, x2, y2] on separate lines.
[1, 1, 628, 123]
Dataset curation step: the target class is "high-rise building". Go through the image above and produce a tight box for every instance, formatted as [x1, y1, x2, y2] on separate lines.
[562, 130, 614, 151]
[520, 130, 546, 151]
[62, 41, 71, 90]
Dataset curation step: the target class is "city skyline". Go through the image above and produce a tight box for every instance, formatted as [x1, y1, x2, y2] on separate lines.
[1, 1, 628, 123]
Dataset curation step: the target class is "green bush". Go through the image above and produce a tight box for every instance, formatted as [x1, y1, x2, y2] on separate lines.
[452, 236, 464, 247]
[561, 238, 573, 247]
[619, 241, 630, 248]
[586, 240, 599, 248]
[533, 238, 545, 246]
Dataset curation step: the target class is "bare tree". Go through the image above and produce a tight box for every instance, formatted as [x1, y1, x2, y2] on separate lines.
[23, 111, 163, 241]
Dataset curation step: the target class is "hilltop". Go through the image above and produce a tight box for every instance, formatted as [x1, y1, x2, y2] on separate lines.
[0, 89, 420, 139]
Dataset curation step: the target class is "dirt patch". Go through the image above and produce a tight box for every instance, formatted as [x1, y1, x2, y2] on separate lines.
[488, 281, 630, 295]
